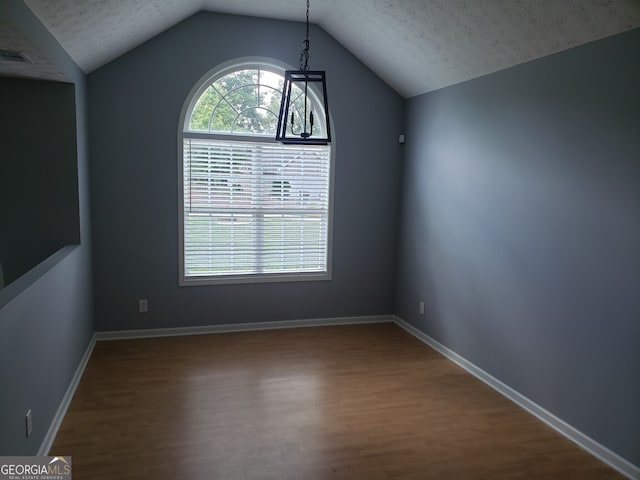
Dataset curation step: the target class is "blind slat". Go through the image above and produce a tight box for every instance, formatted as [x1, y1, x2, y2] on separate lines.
[183, 138, 331, 277]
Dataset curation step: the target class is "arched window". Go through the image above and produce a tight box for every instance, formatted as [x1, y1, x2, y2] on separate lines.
[179, 62, 332, 285]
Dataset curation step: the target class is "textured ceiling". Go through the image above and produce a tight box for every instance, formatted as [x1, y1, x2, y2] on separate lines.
[20, 0, 640, 97]
[0, 18, 68, 81]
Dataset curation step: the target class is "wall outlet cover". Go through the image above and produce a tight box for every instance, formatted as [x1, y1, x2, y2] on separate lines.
[138, 299, 148, 313]
[25, 409, 32, 438]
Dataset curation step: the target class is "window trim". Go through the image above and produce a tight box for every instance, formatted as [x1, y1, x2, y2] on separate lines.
[177, 57, 335, 286]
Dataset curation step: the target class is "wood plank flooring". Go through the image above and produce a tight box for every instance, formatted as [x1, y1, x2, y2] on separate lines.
[51, 323, 623, 479]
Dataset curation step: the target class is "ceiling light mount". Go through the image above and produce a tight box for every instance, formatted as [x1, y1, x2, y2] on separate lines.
[276, 0, 331, 145]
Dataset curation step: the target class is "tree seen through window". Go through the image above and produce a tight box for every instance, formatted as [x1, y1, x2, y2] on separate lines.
[180, 64, 332, 284]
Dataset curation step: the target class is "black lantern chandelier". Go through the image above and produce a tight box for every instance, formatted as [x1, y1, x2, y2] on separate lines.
[276, 0, 331, 145]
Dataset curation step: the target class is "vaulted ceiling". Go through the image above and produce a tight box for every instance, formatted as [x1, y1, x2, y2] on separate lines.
[10, 0, 640, 97]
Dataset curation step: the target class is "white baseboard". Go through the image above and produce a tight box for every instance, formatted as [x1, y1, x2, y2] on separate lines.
[39, 315, 392, 455]
[96, 315, 394, 341]
[393, 316, 639, 480]
[38, 334, 96, 456]
[42, 314, 637, 479]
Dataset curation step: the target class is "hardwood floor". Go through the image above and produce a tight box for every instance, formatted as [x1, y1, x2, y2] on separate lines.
[51, 323, 623, 479]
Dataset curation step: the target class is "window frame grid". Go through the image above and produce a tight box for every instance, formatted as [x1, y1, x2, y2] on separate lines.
[178, 60, 334, 286]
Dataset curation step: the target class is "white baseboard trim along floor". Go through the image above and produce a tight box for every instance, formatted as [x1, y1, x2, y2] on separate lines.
[40, 315, 639, 479]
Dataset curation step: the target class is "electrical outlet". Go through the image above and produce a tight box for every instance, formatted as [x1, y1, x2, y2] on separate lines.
[419, 301, 425, 315]
[138, 299, 148, 313]
[25, 409, 32, 438]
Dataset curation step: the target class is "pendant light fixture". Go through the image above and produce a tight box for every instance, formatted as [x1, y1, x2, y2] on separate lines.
[276, 0, 331, 145]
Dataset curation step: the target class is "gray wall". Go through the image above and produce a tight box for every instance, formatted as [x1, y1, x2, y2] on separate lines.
[395, 29, 640, 465]
[89, 12, 403, 332]
[0, 77, 80, 287]
[0, 0, 93, 455]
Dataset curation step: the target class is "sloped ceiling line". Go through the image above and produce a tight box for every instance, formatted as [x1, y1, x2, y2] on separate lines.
[20, 0, 640, 98]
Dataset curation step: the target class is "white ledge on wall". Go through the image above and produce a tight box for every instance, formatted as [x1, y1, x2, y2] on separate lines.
[0, 245, 79, 310]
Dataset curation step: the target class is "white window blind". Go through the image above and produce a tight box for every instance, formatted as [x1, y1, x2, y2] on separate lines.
[182, 137, 331, 280]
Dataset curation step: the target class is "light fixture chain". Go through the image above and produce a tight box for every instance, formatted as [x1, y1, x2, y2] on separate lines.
[299, 0, 310, 71]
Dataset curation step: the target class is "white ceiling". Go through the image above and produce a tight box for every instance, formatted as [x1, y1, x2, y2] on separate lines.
[17, 0, 640, 97]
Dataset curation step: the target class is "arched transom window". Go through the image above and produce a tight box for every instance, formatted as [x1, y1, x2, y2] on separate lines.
[179, 63, 332, 285]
